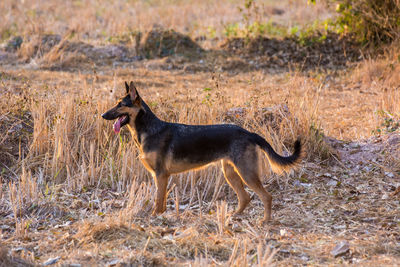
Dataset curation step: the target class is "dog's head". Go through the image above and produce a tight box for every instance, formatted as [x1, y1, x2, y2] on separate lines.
[101, 81, 143, 134]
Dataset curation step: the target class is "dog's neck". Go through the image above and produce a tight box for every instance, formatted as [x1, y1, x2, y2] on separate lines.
[127, 100, 165, 145]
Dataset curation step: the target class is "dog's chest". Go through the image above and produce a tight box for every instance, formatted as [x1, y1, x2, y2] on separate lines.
[137, 131, 170, 175]
[139, 151, 158, 175]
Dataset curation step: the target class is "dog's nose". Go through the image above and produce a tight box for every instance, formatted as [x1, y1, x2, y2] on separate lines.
[101, 113, 107, 119]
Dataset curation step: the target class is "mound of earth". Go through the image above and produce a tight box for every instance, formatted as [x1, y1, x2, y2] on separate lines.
[14, 34, 137, 69]
[1, 30, 362, 72]
[139, 25, 204, 59]
[18, 34, 61, 61]
[38, 41, 137, 69]
[2, 28, 204, 68]
[60, 41, 135, 62]
[221, 34, 361, 70]
[224, 104, 291, 132]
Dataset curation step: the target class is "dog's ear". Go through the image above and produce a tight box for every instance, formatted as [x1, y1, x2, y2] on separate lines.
[128, 82, 141, 105]
[125, 81, 129, 94]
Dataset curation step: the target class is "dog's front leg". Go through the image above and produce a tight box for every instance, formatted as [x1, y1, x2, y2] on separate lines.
[152, 173, 170, 215]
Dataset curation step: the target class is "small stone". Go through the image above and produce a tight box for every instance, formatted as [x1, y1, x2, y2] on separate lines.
[43, 256, 60, 266]
[330, 241, 350, 257]
[280, 229, 288, 237]
[300, 183, 312, 188]
[349, 143, 359, 148]
[327, 180, 338, 187]
[385, 172, 394, 178]
[107, 259, 120, 266]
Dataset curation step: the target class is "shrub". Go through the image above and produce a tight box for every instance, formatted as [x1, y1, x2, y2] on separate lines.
[312, 0, 400, 45]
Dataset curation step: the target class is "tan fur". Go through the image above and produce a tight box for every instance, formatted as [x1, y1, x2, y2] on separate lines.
[164, 151, 216, 174]
[221, 145, 273, 221]
[120, 106, 141, 119]
[139, 151, 157, 176]
[264, 153, 286, 174]
[221, 160, 250, 215]
[126, 125, 136, 139]
[263, 149, 302, 175]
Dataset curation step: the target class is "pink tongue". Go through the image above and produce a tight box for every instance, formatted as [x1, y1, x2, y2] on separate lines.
[113, 117, 123, 134]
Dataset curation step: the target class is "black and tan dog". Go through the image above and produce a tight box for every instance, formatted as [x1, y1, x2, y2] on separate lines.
[102, 82, 302, 222]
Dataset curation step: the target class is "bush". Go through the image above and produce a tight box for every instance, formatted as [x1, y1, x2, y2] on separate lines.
[315, 0, 400, 45]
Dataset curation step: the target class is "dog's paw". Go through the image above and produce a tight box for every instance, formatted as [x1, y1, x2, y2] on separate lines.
[257, 216, 272, 226]
[151, 207, 166, 216]
[231, 212, 246, 221]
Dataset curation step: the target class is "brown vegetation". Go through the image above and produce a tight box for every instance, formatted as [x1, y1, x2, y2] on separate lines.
[1, 0, 400, 266]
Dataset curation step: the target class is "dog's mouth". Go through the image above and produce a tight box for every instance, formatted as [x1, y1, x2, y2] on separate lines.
[113, 115, 129, 134]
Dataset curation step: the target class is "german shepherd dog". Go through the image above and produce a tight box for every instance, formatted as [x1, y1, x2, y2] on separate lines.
[102, 82, 302, 222]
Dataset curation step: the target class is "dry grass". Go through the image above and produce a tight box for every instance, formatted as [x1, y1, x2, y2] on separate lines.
[1, 0, 400, 266]
[1, 64, 399, 265]
[0, 0, 331, 46]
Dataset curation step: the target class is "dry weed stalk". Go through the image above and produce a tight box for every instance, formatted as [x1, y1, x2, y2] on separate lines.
[228, 238, 277, 267]
[193, 254, 209, 267]
[25, 87, 147, 195]
[6, 165, 40, 239]
[30, 101, 49, 156]
[8, 182, 27, 239]
[216, 201, 230, 235]
[256, 242, 278, 267]
[123, 178, 154, 220]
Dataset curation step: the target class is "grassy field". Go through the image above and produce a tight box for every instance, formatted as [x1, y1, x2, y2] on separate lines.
[1, 0, 400, 266]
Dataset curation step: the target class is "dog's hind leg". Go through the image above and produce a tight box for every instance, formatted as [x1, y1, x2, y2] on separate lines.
[221, 160, 251, 215]
[152, 173, 169, 215]
[231, 147, 272, 223]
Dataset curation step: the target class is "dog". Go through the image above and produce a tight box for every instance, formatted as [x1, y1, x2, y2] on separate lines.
[102, 81, 302, 222]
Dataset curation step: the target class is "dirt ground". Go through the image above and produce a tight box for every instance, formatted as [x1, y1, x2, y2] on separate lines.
[1, 1, 400, 266]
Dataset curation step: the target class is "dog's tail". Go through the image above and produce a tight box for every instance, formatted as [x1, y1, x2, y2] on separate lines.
[252, 134, 302, 174]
